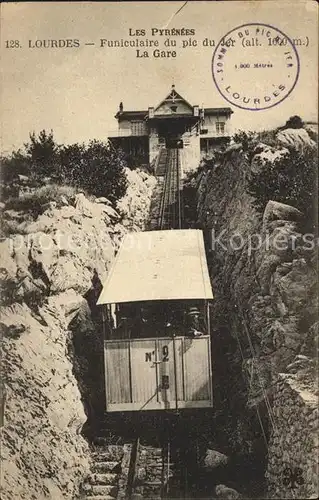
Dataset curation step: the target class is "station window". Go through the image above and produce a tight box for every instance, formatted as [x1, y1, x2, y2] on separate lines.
[216, 122, 225, 134]
[131, 120, 146, 136]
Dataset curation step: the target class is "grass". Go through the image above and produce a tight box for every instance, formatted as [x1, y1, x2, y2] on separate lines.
[4, 184, 78, 218]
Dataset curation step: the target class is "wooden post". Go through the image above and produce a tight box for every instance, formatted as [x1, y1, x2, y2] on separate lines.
[102, 306, 106, 339]
[172, 334, 178, 411]
[206, 300, 211, 336]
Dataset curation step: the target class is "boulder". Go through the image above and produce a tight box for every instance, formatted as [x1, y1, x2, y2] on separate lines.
[224, 143, 242, 154]
[263, 201, 303, 227]
[95, 197, 112, 206]
[202, 449, 229, 469]
[60, 206, 77, 219]
[276, 128, 316, 150]
[42, 201, 58, 213]
[116, 168, 156, 229]
[251, 147, 289, 173]
[286, 355, 314, 374]
[74, 193, 95, 218]
[101, 205, 120, 220]
[59, 195, 69, 206]
[17, 174, 29, 182]
[215, 484, 241, 499]
[46, 290, 86, 322]
[304, 123, 318, 142]
[0, 239, 17, 277]
[272, 258, 315, 314]
[252, 142, 271, 155]
[3, 209, 27, 222]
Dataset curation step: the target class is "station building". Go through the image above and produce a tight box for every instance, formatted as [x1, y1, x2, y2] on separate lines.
[108, 85, 233, 169]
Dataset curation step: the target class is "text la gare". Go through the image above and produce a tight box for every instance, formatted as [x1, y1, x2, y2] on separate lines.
[136, 49, 176, 58]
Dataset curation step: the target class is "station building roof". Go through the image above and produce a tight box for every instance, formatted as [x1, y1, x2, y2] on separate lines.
[115, 107, 233, 121]
[97, 229, 213, 305]
[204, 107, 233, 115]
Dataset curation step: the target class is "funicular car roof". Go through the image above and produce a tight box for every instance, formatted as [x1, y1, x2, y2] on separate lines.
[97, 229, 213, 304]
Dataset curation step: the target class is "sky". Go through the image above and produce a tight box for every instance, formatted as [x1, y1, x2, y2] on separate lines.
[1, 1, 318, 154]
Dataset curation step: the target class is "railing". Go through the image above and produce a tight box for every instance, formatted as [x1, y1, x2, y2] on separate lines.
[108, 129, 148, 137]
[199, 129, 231, 137]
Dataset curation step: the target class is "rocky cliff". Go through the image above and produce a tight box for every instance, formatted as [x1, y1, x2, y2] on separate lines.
[0, 168, 156, 500]
[191, 129, 318, 497]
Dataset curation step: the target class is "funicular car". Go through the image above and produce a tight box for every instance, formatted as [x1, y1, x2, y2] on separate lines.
[97, 229, 214, 412]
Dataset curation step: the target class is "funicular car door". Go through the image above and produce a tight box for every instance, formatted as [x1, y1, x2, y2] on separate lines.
[156, 336, 212, 410]
[130, 336, 212, 410]
[129, 338, 160, 410]
[129, 337, 177, 410]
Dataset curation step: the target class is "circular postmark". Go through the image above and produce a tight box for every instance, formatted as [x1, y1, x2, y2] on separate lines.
[212, 23, 300, 111]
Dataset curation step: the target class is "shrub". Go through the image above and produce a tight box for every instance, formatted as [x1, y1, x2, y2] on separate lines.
[283, 115, 304, 129]
[26, 130, 60, 177]
[1, 132, 128, 203]
[59, 140, 128, 201]
[233, 130, 257, 151]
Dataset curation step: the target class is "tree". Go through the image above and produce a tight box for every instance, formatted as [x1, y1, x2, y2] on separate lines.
[25, 130, 59, 176]
[58, 143, 86, 186]
[2, 132, 128, 203]
[284, 115, 304, 129]
[59, 140, 128, 200]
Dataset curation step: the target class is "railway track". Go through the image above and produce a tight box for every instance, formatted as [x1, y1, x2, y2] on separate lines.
[79, 419, 210, 500]
[158, 148, 182, 230]
[126, 436, 181, 500]
[79, 147, 210, 500]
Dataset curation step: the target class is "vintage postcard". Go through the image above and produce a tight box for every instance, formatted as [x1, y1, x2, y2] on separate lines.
[1, 1, 318, 499]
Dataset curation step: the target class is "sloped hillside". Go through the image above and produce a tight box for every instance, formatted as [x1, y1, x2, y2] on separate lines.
[0, 168, 156, 500]
[191, 127, 318, 498]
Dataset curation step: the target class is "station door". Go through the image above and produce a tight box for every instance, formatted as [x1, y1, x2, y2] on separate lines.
[104, 336, 213, 412]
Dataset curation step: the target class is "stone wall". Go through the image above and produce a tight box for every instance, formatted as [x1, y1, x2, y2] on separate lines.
[266, 374, 318, 499]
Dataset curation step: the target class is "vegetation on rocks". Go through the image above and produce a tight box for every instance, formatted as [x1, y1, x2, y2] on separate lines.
[184, 116, 318, 498]
[228, 120, 318, 229]
[4, 184, 78, 218]
[247, 146, 318, 227]
[1, 130, 128, 202]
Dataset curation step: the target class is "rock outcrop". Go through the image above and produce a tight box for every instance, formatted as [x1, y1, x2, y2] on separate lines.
[193, 128, 317, 497]
[0, 168, 156, 500]
[215, 484, 241, 499]
[202, 449, 229, 470]
[266, 375, 318, 499]
[276, 128, 317, 150]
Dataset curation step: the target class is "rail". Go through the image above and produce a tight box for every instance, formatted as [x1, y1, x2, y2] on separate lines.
[127, 435, 173, 499]
[126, 437, 140, 499]
[158, 149, 182, 230]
